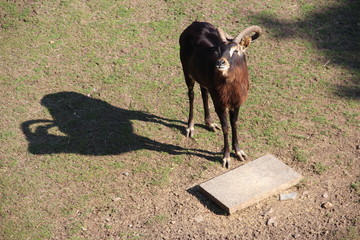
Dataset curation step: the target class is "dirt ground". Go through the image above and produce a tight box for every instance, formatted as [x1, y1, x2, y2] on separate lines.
[1, 0, 359, 239]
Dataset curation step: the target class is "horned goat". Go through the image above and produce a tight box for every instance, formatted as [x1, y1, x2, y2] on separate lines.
[179, 21, 262, 168]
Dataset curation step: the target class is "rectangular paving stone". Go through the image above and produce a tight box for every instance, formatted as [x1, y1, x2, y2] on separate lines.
[198, 154, 302, 214]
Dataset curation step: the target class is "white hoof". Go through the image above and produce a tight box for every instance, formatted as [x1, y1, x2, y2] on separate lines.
[222, 157, 231, 168]
[235, 150, 247, 161]
[186, 127, 194, 138]
[208, 123, 221, 132]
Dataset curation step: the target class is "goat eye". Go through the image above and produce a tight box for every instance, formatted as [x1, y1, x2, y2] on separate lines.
[233, 49, 241, 56]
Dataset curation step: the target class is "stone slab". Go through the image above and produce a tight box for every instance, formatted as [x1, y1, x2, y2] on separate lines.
[198, 154, 302, 214]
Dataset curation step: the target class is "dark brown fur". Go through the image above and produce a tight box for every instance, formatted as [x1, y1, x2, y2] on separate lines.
[179, 21, 260, 168]
[215, 61, 249, 109]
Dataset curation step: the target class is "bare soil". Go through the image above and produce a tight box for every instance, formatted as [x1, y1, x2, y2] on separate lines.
[0, 0, 359, 240]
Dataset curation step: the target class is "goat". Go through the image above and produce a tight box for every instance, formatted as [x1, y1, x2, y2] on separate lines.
[179, 21, 262, 168]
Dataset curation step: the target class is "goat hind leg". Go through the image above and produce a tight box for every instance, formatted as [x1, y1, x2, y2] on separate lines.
[200, 87, 220, 132]
[230, 107, 247, 161]
[185, 76, 195, 137]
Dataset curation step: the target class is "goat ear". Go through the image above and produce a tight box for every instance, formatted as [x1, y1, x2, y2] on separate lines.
[239, 36, 252, 49]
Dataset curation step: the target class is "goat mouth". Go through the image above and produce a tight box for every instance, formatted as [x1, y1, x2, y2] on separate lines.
[216, 65, 230, 71]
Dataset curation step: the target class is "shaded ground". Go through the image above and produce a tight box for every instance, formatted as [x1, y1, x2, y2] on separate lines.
[1, 0, 359, 239]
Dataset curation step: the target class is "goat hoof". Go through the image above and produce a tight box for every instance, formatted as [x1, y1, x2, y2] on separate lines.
[208, 123, 221, 132]
[222, 157, 231, 168]
[235, 150, 247, 161]
[186, 127, 194, 138]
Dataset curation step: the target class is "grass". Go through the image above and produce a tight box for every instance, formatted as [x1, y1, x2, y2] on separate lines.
[293, 147, 309, 163]
[145, 214, 169, 226]
[350, 182, 359, 192]
[0, 0, 359, 239]
[314, 162, 328, 175]
[350, 177, 360, 196]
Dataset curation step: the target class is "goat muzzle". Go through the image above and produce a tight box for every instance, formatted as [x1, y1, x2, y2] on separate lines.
[215, 58, 230, 71]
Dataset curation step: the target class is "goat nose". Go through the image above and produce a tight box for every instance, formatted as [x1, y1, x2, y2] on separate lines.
[216, 59, 226, 66]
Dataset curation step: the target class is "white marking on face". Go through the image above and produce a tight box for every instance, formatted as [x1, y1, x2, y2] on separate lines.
[229, 46, 237, 57]
[229, 46, 240, 57]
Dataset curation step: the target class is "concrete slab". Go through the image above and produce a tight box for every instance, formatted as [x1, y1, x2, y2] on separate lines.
[198, 154, 302, 214]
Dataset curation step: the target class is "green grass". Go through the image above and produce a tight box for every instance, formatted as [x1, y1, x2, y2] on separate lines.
[145, 214, 169, 225]
[350, 177, 360, 196]
[293, 146, 309, 163]
[350, 182, 359, 192]
[314, 162, 328, 175]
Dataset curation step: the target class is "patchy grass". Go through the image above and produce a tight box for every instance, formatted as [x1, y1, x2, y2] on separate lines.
[0, 0, 359, 239]
[350, 177, 360, 196]
[145, 214, 169, 226]
[293, 146, 309, 163]
[313, 162, 328, 175]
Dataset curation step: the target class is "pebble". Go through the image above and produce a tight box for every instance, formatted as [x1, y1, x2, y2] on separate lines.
[321, 202, 333, 209]
[279, 192, 297, 201]
[123, 172, 130, 176]
[292, 233, 301, 238]
[322, 192, 329, 198]
[112, 197, 122, 202]
[194, 215, 204, 223]
[262, 207, 274, 216]
[267, 217, 277, 227]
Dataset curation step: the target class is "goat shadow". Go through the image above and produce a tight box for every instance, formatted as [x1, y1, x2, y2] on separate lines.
[21, 91, 218, 160]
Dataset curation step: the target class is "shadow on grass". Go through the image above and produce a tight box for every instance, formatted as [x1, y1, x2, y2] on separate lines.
[21, 91, 219, 162]
[251, 0, 360, 99]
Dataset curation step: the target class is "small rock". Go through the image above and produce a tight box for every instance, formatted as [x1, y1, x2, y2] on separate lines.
[112, 197, 122, 202]
[194, 215, 204, 223]
[81, 227, 87, 231]
[105, 218, 111, 222]
[292, 233, 301, 238]
[321, 202, 333, 209]
[280, 192, 297, 201]
[267, 217, 277, 227]
[123, 172, 130, 176]
[301, 191, 310, 198]
[322, 192, 329, 198]
[49, 40, 55, 44]
[170, 221, 176, 224]
[262, 207, 274, 216]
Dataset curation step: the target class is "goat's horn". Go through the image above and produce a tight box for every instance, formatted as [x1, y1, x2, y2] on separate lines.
[217, 28, 233, 43]
[234, 26, 262, 44]
[217, 28, 227, 43]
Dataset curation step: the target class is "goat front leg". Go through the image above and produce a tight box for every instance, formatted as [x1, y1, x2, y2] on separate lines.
[217, 108, 231, 168]
[200, 86, 220, 132]
[230, 107, 247, 161]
